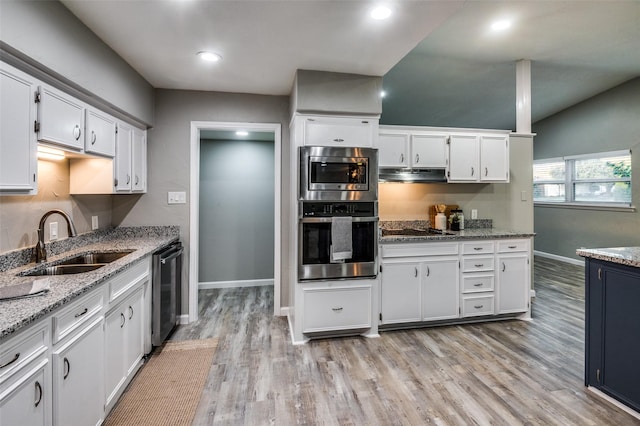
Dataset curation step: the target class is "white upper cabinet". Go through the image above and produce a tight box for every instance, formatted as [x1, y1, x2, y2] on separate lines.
[480, 135, 509, 182]
[85, 108, 116, 157]
[0, 62, 38, 195]
[115, 122, 133, 192]
[378, 132, 409, 168]
[448, 134, 509, 183]
[37, 85, 85, 151]
[131, 127, 146, 192]
[411, 134, 448, 169]
[448, 134, 480, 181]
[378, 127, 448, 169]
[302, 115, 377, 147]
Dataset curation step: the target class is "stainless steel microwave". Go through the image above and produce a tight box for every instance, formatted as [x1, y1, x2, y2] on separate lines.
[299, 146, 378, 201]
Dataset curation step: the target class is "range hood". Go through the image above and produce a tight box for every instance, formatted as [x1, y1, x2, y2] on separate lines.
[379, 168, 447, 183]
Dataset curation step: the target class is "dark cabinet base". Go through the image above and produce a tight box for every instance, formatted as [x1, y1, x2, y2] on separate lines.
[585, 258, 640, 413]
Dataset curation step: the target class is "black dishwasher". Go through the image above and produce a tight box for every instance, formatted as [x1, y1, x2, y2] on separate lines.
[151, 242, 183, 346]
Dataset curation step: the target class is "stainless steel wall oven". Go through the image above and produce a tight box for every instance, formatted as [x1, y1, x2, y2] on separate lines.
[298, 201, 378, 281]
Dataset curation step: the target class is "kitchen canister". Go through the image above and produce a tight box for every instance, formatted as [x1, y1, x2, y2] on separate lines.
[435, 212, 447, 230]
[451, 209, 464, 230]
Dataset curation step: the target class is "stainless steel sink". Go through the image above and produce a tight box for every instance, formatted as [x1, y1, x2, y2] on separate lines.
[57, 250, 134, 266]
[23, 264, 106, 276]
[20, 250, 135, 276]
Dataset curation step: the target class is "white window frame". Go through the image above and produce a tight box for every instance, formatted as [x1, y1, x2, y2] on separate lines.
[534, 149, 633, 211]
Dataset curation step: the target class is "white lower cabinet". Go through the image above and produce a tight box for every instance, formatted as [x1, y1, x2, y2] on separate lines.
[105, 288, 144, 412]
[422, 257, 459, 321]
[0, 357, 50, 426]
[303, 285, 372, 333]
[496, 240, 531, 314]
[380, 262, 421, 324]
[52, 316, 104, 426]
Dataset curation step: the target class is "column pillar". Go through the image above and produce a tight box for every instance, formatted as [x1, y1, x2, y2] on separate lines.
[516, 59, 532, 133]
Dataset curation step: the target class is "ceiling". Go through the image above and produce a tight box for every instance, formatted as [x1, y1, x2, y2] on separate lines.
[61, 0, 640, 131]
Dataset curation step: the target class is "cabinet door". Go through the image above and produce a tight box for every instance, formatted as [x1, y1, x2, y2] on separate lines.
[53, 317, 104, 426]
[422, 258, 459, 321]
[380, 262, 421, 324]
[378, 132, 409, 168]
[303, 116, 375, 147]
[131, 128, 146, 192]
[124, 289, 144, 377]
[0, 63, 38, 194]
[37, 85, 85, 151]
[85, 108, 116, 157]
[480, 135, 509, 182]
[447, 134, 479, 181]
[496, 254, 529, 314]
[104, 306, 126, 409]
[114, 122, 132, 192]
[411, 134, 448, 168]
[0, 359, 50, 426]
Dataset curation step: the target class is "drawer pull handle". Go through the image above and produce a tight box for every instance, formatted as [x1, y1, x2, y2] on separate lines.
[332, 307, 343, 312]
[400, 153, 404, 163]
[471, 167, 475, 176]
[1, 352, 20, 369]
[91, 131, 97, 145]
[415, 267, 419, 277]
[485, 167, 488, 177]
[74, 307, 88, 318]
[502, 262, 506, 272]
[129, 305, 134, 320]
[333, 138, 345, 143]
[121, 312, 126, 328]
[63, 357, 70, 379]
[415, 153, 420, 163]
[35, 381, 43, 407]
[474, 264, 484, 268]
[473, 247, 483, 251]
[426, 266, 430, 277]
[73, 125, 81, 140]
[473, 283, 483, 287]
[508, 245, 517, 249]
[474, 305, 484, 309]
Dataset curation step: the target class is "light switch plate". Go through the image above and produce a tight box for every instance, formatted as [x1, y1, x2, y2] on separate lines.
[91, 216, 99, 230]
[50, 222, 58, 241]
[168, 191, 187, 204]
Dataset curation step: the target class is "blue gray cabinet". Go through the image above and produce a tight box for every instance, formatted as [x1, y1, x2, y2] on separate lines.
[585, 258, 640, 412]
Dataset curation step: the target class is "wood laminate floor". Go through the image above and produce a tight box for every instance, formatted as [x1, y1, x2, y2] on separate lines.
[170, 257, 640, 425]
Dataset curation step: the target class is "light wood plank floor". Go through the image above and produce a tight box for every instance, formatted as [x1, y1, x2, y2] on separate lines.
[171, 257, 640, 425]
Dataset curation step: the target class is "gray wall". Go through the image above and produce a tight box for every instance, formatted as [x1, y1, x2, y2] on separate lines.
[0, 0, 154, 125]
[199, 139, 274, 282]
[533, 78, 640, 260]
[113, 89, 290, 314]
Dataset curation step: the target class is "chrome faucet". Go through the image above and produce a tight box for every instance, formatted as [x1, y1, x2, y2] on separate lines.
[35, 209, 78, 263]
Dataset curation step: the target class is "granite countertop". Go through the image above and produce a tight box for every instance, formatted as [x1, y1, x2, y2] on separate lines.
[379, 220, 535, 243]
[0, 226, 180, 340]
[576, 247, 640, 268]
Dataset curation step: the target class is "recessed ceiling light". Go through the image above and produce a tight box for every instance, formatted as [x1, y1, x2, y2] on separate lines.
[197, 51, 222, 62]
[236, 131, 249, 136]
[491, 20, 512, 31]
[370, 6, 392, 20]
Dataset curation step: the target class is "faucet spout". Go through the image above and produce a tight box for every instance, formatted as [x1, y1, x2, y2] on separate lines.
[35, 209, 78, 263]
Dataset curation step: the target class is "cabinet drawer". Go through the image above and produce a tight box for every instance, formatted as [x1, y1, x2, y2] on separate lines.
[462, 275, 494, 293]
[382, 242, 458, 258]
[108, 259, 150, 304]
[461, 241, 495, 255]
[0, 322, 49, 380]
[461, 294, 495, 317]
[303, 286, 371, 333]
[461, 256, 494, 272]
[53, 290, 103, 344]
[497, 240, 529, 253]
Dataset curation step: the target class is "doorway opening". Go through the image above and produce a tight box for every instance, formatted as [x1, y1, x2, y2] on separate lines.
[189, 121, 281, 322]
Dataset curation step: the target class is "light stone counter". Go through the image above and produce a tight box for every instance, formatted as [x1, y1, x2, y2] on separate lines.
[577, 247, 640, 268]
[0, 226, 179, 340]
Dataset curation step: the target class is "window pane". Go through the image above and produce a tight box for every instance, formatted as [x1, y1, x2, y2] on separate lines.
[574, 182, 631, 203]
[533, 161, 565, 182]
[574, 155, 631, 180]
[533, 183, 565, 202]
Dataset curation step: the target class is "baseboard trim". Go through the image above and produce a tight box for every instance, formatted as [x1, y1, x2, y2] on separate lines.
[587, 387, 640, 420]
[279, 306, 290, 318]
[199, 279, 274, 289]
[534, 250, 584, 266]
[177, 314, 189, 325]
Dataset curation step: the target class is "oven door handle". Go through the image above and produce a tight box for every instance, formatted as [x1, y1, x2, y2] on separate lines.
[300, 217, 378, 223]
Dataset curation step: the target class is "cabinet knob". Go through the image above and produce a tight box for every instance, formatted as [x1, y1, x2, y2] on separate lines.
[73, 125, 81, 141]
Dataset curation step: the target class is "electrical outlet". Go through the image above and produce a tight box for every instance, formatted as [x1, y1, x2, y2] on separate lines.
[471, 209, 478, 219]
[50, 222, 58, 241]
[521, 190, 528, 201]
[91, 216, 99, 230]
